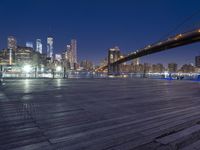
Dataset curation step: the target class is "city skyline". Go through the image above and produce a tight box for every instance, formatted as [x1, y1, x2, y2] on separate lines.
[1, 0, 200, 65]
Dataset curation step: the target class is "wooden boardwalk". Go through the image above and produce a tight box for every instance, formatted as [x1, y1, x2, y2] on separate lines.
[1, 78, 200, 150]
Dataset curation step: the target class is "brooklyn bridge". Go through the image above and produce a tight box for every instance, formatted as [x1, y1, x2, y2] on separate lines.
[97, 29, 200, 75]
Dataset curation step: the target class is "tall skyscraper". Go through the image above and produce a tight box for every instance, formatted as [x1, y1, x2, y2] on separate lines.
[65, 44, 71, 61]
[8, 36, 17, 50]
[26, 42, 33, 49]
[71, 39, 77, 64]
[47, 37, 53, 58]
[36, 39, 42, 54]
[65, 40, 77, 70]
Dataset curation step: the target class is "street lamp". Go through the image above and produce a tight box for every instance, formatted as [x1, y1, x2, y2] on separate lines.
[56, 66, 62, 72]
[23, 64, 32, 73]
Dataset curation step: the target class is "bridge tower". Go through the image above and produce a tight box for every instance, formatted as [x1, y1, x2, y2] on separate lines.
[108, 46, 121, 76]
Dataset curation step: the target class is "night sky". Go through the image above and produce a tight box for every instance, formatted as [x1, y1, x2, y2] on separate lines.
[1, 0, 200, 66]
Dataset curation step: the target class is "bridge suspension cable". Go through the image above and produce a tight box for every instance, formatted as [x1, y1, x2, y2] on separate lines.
[159, 9, 200, 41]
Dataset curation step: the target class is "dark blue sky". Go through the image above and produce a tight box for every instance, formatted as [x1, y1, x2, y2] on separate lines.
[0, 0, 200, 66]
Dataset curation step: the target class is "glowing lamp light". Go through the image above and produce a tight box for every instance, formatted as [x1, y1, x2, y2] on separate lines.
[56, 66, 62, 72]
[164, 71, 169, 78]
[23, 65, 32, 73]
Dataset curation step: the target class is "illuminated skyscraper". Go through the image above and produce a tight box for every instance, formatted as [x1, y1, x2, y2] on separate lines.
[55, 54, 62, 62]
[36, 39, 42, 54]
[8, 36, 17, 50]
[47, 37, 53, 58]
[65, 44, 71, 61]
[71, 39, 77, 64]
[26, 42, 33, 49]
[65, 40, 77, 70]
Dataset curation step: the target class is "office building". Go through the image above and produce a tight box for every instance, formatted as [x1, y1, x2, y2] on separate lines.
[47, 37, 53, 58]
[65, 40, 78, 70]
[71, 39, 77, 64]
[26, 42, 34, 49]
[55, 54, 62, 62]
[8, 36, 17, 50]
[168, 63, 178, 73]
[152, 63, 165, 73]
[36, 39, 42, 54]
[80, 60, 93, 71]
[180, 64, 195, 73]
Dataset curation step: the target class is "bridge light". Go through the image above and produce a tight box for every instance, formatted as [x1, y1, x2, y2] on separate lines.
[198, 29, 200, 33]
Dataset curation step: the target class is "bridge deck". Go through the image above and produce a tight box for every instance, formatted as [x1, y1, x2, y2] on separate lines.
[1, 78, 200, 150]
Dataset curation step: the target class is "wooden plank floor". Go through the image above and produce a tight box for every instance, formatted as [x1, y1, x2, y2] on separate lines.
[1, 78, 200, 150]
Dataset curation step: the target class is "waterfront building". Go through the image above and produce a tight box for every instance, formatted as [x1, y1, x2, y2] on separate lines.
[55, 54, 62, 62]
[143, 63, 152, 73]
[14, 46, 33, 65]
[180, 64, 195, 73]
[168, 63, 178, 73]
[152, 63, 165, 73]
[47, 37, 53, 58]
[80, 60, 93, 71]
[65, 40, 78, 70]
[36, 39, 42, 54]
[8, 36, 17, 51]
[71, 39, 77, 64]
[26, 42, 34, 49]
[195, 56, 200, 67]
[0, 49, 10, 65]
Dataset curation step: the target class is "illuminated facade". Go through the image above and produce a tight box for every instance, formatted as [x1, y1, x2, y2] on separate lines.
[71, 39, 77, 64]
[36, 39, 42, 54]
[80, 60, 93, 71]
[65, 44, 71, 61]
[55, 54, 62, 62]
[65, 40, 78, 70]
[14, 46, 33, 65]
[8, 36, 17, 50]
[26, 42, 34, 48]
[168, 63, 178, 73]
[47, 37, 53, 58]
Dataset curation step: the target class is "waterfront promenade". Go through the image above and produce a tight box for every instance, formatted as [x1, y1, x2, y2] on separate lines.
[1, 78, 200, 150]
